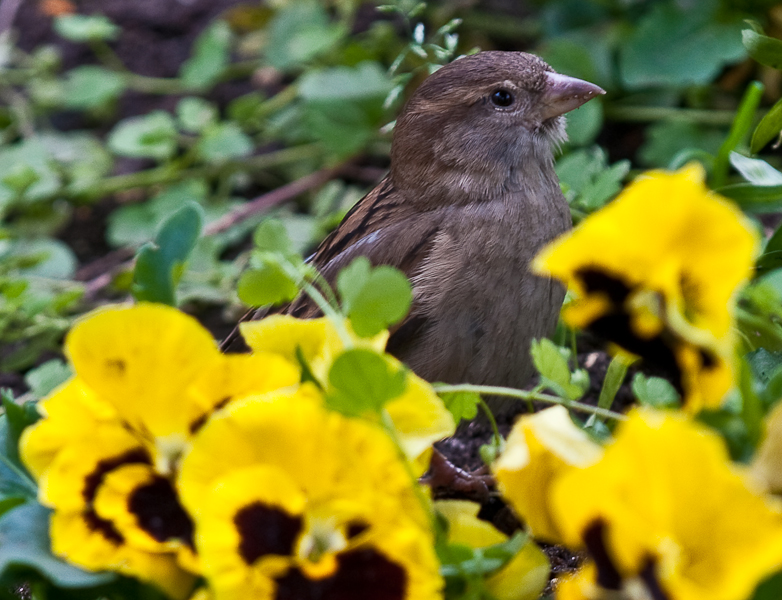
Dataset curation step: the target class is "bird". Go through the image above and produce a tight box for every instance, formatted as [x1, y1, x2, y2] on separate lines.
[226, 51, 604, 400]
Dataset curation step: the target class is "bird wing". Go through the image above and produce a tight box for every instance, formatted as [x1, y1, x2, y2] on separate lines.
[221, 177, 442, 352]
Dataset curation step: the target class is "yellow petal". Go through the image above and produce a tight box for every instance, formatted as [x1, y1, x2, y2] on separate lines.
[533, 165, 760, 412]
[239, 315, 388, 383]
[551, 408, 782, 600]
[493, 406, 603, 543]
[66, 303, 220, 438]
[385, 369, 455, 466]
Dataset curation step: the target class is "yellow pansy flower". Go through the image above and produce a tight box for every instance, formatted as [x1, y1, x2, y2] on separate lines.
[436, 500, 550, 600]
[240, 314, 455, 465]
[551, 409, 782, 600]
[20, 303, 300, 597]
[178, 387, 442, 600]
[533, 164, 760, 411]
[493, 406, 603, 543]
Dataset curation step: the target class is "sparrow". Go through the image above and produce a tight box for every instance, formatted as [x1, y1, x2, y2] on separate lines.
[227, 51, 604, 397]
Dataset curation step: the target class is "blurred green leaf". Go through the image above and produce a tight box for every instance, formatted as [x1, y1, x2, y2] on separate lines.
[566, 99, 603, 147]
[620, 3, 745, 89]
[0, 503, 116, 588]
[62, 66, 126, 109]
[638, 120, 723, 169]
[556, 147, 629, 212]
[718, 183, 782, 213]
[237, 262, 299, 307]
[132, 202, 204, 305]
[299, 61, 393, 156]
[196, 122, 254, 163]
[756, 223, 782, 276]
[179, 21, 232, 90]
[1, 394, 39, 470]
[53, 14, 120, 43]
[327, 349, 407, 415]
[252, 219, 294, 256]
[266, 1, 346, 71]
[530, 338, 588, 400]
[176, 97, 218, 133]
[751, 570, 782, 600]
[743, 29, 782, 69]
[23, 360, 72, 401]
[108, 111, 178, 161]
[713, 81, 764, 188]
[336, 257, 412, 338]
[631, 373, 680, 408]
[730, 152, 782, 186]
[752, 98, 782, 153]
[107, 180, 209, 248]
[439, 390, 480, 424]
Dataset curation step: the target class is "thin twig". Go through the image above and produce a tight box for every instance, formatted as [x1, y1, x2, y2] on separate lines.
[204, 163, 347, 235]
[82, 165, 346, 300]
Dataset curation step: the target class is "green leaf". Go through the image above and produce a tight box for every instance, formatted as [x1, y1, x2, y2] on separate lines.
[619, 3, 746, 89]
[327, 349, 407, 416]
[530, 338, 587, 400]
[758, 225, 782, 280]
[53, 14, 119, 42]
[107, 180, 210, 248]
[299, 62, 393, 156]
[266, 1, 346, 71]
[1, 394, 40, 471]
[730, 152, 782, 186]
[638, 120, 723, 169]
[631, 373, 680, 408]
[555, 147, 629, 212]
[176, 97, 218, 133]
[179, 21, 232, 90]
[336, 257, 412, 338]
[108, 111, 178, 161]
[196, 122, 254, 163]
[752, 97, 782, 153]
[237, 262, 299, 307]
[596, 355, 629, 412]
[713, 82, 764, 188]
[132, 203, 204, 305]
[717, 183, 782, 213]
[0, 503, 116, 588]
[751, 569, 782, 600]
[253, 219, 295, 256]
[61, 66, 126, 109]
[566, 98, 603, 147]
[438, 390, 480, 424]
[743, 30, 782, 69]
[23, 360, 72, 400]
[440, 532, 528, 578]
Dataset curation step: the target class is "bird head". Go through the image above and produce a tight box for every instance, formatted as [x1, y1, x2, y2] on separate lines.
[390, 52, 605, 202]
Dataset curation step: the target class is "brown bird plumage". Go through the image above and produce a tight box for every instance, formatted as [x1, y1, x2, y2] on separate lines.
[227, 51, 604, 394]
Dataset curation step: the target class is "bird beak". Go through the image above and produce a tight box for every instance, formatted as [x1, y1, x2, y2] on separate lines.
[540, 72, 605, 121]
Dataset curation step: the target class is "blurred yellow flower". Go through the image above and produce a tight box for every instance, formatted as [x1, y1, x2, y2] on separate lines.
[241, 314, 455, 465]
[493, 406, 603, 543]
[551, 409, 782, 600]
[20, 303, 300, 597]
[533, 164, 759, 411]
[436, 500, 550, 600]
[178, 388, 442, 600]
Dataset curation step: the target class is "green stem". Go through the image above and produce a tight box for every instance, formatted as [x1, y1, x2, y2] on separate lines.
[477, 397, 502, 449]
[433, 383, 627, 421]
[379, 410, 437, 531]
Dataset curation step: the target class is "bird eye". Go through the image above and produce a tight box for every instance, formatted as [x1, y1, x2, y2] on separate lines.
[490, 89, 514, 108]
